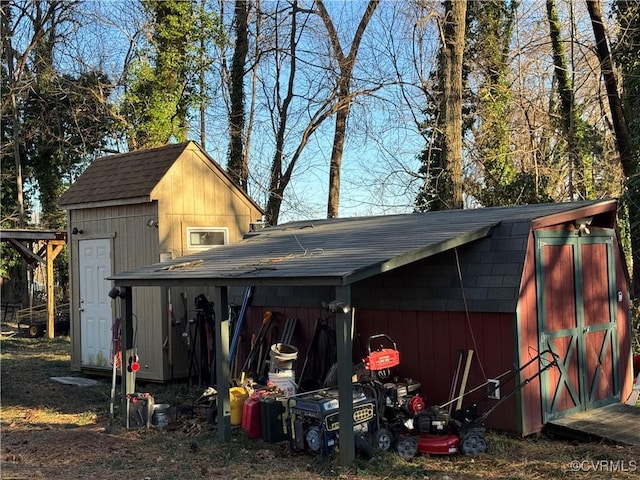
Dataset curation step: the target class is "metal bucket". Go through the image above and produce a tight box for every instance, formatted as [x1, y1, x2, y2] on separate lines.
[152, 403, 171, 429]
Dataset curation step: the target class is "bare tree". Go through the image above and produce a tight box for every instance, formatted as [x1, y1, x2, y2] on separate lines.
[228, 0, 250, 190]
[1, 1, 25, 225]
[315, 0, 379, 218]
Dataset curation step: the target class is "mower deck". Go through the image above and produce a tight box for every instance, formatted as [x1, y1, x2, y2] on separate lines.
[417, 434, 460, 455]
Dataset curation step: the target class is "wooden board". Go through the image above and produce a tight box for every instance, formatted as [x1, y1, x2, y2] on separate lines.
[546, 403, 640, 446]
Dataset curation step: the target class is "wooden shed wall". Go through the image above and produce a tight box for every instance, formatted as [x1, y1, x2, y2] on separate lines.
[153, 145, 263, 259]
[68, 202, 163, 377]
[516, 232, 543, 435]
[355, 309, 518, 432]
[614, 237, 633, 403]
[241, 304, 518, 432]
[516, 226, 633, 435]
[68, 200, 250, 381]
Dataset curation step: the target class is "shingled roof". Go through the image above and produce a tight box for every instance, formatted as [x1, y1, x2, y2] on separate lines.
[109, 199, 617, 288]
[58, 143, 191, 207]
[58, 140, 258, 210]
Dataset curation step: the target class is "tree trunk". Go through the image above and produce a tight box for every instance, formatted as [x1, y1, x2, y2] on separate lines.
[586, 0, 632, 168]
[1, 2, 25, 225]
[442, 0, 466, 209]
[199, 0, 207, 151]
[327, 82, 350, 218]
[546, 0, 584, 199]
[265, 1, 299, 226]
[316, 0, 379, 219]
[586, 0, 638, 294]
[228, 0, 249, 191]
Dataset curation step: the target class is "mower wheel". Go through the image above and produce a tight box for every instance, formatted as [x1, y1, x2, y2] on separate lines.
[395, 436, 418, 460]
[460, 432, 487, 455]
[373, 428, 393, 451]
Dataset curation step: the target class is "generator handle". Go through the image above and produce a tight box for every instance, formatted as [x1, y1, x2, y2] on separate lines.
[367, 334, 397, 354]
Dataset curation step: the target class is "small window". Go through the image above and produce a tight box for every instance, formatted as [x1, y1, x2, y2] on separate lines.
[187, 227, 228, 250]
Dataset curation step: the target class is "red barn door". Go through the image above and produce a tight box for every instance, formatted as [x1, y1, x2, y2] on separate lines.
[535, 231, 620, 422]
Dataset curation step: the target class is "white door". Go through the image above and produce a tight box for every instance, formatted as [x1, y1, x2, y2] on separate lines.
[79, 239, 112, 367]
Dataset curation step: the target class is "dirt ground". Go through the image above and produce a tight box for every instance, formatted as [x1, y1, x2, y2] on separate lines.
[1, 327, 639, 480]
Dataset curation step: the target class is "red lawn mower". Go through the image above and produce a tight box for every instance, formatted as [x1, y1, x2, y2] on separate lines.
[393, 349, 560, 460]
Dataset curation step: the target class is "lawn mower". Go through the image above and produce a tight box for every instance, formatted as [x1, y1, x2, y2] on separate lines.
[393, 349, 560, 460]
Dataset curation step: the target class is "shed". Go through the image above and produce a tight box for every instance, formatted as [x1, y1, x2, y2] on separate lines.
[0, 229, 67, 338]
[109, 199, 634, 465]
[58, 141, 264, 382]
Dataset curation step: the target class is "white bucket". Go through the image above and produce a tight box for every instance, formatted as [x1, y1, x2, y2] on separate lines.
[270, 343, 298, 372]
[268, 370, 297, 396]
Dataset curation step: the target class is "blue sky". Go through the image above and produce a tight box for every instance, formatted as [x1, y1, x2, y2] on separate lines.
[16, 0, 598, 224]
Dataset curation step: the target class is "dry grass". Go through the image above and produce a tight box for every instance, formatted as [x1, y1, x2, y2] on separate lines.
[1, 334, 639, 480]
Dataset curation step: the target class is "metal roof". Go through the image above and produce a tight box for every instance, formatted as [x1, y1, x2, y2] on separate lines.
[110, 200, 614, 288]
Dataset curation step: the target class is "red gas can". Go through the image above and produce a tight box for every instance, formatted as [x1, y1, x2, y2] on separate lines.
[242, 391, 264, 439]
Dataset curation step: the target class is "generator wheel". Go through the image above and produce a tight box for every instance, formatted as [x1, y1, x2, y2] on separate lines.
[28, 324, 44, 338]
[373, 428, 393, 451]
[460, 432, 487, 455]
[395, 436, 417, 460]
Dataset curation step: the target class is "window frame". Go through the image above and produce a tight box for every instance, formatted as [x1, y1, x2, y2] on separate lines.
[186, 227, 229, 250]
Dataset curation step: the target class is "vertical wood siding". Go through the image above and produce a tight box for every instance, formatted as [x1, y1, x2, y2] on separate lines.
[154, 146, 263, 260]
[517, 232, 543, 435]
[68, 202, 163, 378]
[243, 304, 518, 432]
[614, 239, 633, 402]
[355, 309, 518, 432]
[582, 242, 615, 403]
[68, 144, 263, 381]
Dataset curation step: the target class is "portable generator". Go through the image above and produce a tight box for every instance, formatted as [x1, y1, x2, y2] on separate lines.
[288, 385, 378, 455]
[378, 379, 424, 431]
[361, 335, 426, 443]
